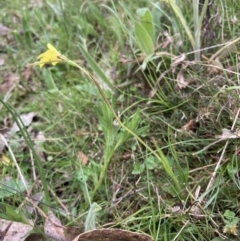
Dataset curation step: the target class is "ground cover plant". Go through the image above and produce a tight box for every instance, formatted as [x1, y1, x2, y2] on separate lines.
[0, 0, 240, 240]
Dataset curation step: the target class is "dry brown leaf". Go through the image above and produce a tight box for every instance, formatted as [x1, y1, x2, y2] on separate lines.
[0, 219, 33, 241]
[171, 202, 184, 213]
[34, 131, 46, 162]
[176, 70, 189, 89]
[172, 54, 185, 66]
[0, 111, 39, 152]
[207, 57, 223, 74]
[189, 204, 204, 220]
[25, 233, 43, 241]
[0, 134, 8, 153]
[77, 151, 88, 166]
[44, 210, 67, 241]
[206, 37, 240, 74]
[10, 112, 37, 133]
[72, 229, 153, 241]
[0, 221, 12, 241]
[162, 32, 173, 49]
[0, 74, 19, 94]
[180, 119, 195, 132]
[25, 192, 43, 214]
[22, 65, 32, 81]
[65, 227, 82, 241]
[194, 185, 201, 200]
[215, 128, 240, 140]
[34, 131, 46, 143]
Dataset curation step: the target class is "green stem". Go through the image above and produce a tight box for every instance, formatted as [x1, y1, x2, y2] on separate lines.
[193, 0, 200, 61]
[67, 60, 158, 155]
[199, 0, 210, 26]
[91, 155, 112, 199]
[193, 0, 209, 61]
[66, 59, 181, 193]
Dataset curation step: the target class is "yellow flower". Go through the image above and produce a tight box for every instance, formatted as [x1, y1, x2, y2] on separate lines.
[223, 223, 237, 236]
[0, 154, 12, 166]
[33, 43, 65, 68]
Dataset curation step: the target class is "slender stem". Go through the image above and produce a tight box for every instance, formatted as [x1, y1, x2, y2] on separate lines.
[199, 0, 210, 25]
[68, 60, 159, 158]
[65, 58, 181, 193]
[91, 155, 111, 199]
[193, 0, 200, 61]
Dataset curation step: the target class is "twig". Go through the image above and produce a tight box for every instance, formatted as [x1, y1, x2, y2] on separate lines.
[206, 107, 240, 191]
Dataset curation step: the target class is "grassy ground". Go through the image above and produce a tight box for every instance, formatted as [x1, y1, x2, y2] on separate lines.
[0, 0, 240, 240]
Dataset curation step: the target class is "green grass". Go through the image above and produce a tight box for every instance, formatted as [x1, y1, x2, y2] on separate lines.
[0, 0, 240, 240]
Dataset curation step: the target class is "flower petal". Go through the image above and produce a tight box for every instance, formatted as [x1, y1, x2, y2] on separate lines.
[47, 43, 60, 55]
[33, 44, 63, 68]
[38, 50, 56, 60]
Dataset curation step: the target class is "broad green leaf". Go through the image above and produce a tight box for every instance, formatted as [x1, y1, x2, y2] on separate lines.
[134, 21, 154, 55]
[146, 156, 158, 170]
[0, 203, 29, 224]
[224, 210, 236, 219]
[136, 8, 155, 42]
[85, 202, 102, 231]
[0, 179, 28, 198]
[132, 162, 145, 175]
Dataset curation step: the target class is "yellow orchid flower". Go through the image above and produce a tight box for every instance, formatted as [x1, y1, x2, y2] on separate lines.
[32, 43, 66, 68]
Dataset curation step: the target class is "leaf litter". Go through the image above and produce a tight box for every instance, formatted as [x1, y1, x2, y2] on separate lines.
[72, 229, 153, 241]
[0, 219, 33, 241]
[44, 210, 67, 241]
[0, 74, 19, 95]
[0, 112, 37, 152]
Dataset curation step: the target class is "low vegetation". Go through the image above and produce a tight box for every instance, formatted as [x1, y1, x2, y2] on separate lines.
[0, 0, 240, 240]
